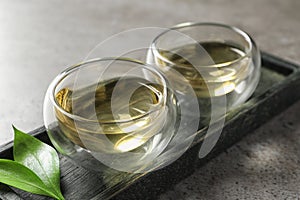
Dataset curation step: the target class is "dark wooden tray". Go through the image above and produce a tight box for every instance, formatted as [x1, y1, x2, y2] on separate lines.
[1, 52, 300, 200]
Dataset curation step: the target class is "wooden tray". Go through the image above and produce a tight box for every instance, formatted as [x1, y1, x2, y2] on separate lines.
[1, 52, 300, 200]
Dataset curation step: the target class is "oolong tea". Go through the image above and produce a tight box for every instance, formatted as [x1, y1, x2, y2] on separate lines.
[54, 77, 168, 153]
[157, 42, 252, 104]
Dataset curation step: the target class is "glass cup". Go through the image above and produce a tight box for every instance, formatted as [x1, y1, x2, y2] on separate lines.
[43, 57, 178, 172]
[147, 22, 261, 117]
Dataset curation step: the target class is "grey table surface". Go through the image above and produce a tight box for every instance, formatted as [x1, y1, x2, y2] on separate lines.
[0, 0, 299, 199]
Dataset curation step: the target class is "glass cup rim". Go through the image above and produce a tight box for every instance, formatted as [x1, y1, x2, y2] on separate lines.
[48, 57, 168, 124]
[151, 22, 254, 68]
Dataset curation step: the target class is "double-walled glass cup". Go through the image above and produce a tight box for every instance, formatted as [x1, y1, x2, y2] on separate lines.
[43, 58, 178, 172]
[147, 22, 261, 117]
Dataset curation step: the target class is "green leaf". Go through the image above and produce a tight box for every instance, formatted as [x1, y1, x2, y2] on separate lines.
[0, 159, 60, 199]
[13, 126, 64, 200]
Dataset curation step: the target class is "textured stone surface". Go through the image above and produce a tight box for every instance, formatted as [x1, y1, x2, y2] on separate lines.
[159, 102, 300, 199]
[0, 0, 300, 199]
